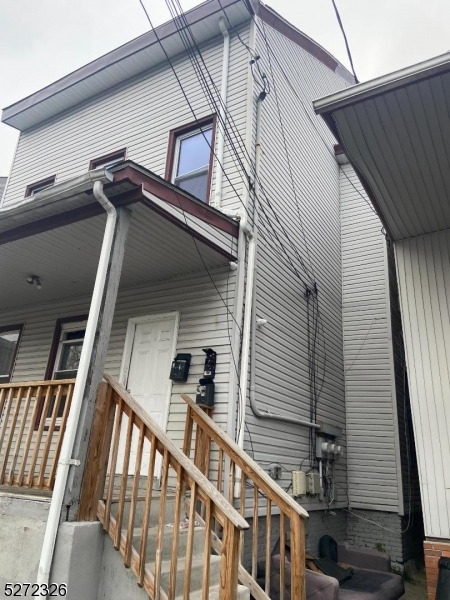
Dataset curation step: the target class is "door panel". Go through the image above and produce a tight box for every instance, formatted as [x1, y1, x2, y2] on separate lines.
[117, 315, 177, 477]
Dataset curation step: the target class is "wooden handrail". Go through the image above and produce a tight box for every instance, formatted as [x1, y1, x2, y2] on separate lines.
[181, 394, 308, 600]
[0, 380, 75, 490]
[80, 375, 248, 600]
[104, 374, 248, 531]
[181, 394, 308, 519]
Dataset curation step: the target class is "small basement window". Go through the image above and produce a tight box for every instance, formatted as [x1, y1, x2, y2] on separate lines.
[166, 117, 215, 203]
[0, 324, 23, 383]
[89, 148, 127, 170]
[25, 176, 56, 197]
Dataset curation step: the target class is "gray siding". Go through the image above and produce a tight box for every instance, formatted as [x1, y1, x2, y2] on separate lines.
[0, 267, 235, 447]
[2, 26, 251, 216]
[246, 21, 350, 510]
[395, 230, 450, 539]
[340, 163, 402, 512]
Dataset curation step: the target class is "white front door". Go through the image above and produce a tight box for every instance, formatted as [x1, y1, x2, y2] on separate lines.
[118, 313, 178, 477]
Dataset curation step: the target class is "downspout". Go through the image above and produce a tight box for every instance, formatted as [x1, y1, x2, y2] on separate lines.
[233, 93, 264, 498]
[212, 17, 230, 209]
[37, 181, 117, 587]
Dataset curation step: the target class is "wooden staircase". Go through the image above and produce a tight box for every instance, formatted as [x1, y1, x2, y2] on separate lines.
[78, 375, 308, 599]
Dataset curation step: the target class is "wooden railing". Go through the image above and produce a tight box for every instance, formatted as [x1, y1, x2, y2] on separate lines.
[181, 394, 308, 600]
[0, 380, 75, 490]
[79, 374, 249, 600]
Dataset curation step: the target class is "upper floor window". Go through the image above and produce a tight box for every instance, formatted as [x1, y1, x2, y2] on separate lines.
[0, 324, 23, 383]
[166, 117, 216, 203]
[25, 176, 56, 197]
[89, 148, 126, 171]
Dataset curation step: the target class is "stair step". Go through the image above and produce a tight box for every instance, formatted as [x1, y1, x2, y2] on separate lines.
[113, 494, 178, 529]
[132, 523, 206, 562]
[145, 553, 221, 597]
[178, 584, 250, 600]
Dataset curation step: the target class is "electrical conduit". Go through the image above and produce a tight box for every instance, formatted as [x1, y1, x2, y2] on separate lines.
[37, 181, 117, 587]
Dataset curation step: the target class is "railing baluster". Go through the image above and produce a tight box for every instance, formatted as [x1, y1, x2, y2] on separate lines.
[0, 388, 6, 418]
[219, 520, 240, 600]
[265, 498, 272, 594]
[0, 388, 13, 457]
[8, 387, 33, 486]
[183, 480, 197, 600]
[280, 513, 285, 600]
[290, 511, 306, 600]
[217, 447, 223, 493]
[0, 388, 20, 484]
[28, 385, 53, 487]
[168, 463, 183, 600]
[38, 384, 63, 488]
[202, 497, 212, 600]
[104, 395, 123, 533]
[154, 450, 169, 600]
[138, 433, 157, 588]
[115, 409, 134, 550]
[17, 386, 42, 487]
[182, 405, 193, 460]
[252, 484, 258, 579]
[228, 460, 235, 505]
[239, 472, 247, 562]
[124, 420, 145, 568]
[49, 383, 73, 489]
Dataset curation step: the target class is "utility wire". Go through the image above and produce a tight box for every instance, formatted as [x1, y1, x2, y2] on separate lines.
[330, 0, 359, 84]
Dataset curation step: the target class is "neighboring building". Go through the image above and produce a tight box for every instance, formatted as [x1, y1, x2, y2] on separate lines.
[0, 0, 423, 596]
[315, 51, 450, 599]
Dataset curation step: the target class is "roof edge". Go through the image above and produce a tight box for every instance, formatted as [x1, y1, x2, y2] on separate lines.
[313, 50, 450, 115]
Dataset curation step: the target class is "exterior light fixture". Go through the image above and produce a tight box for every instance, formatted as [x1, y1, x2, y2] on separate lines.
[27, 275, 42, 289]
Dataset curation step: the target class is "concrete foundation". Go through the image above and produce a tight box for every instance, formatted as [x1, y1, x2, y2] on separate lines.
[0, 493, 50, 591]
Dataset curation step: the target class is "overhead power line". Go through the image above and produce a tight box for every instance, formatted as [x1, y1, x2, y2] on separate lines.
[330, 0, 359, 84]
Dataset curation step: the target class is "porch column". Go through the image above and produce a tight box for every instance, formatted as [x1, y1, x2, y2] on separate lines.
[64, 207, 131, 521]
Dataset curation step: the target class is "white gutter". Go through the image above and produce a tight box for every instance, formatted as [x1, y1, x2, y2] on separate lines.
[211, 17, 230, 210]
[37, 180, 117, 588]
[313, 50, 450, 115]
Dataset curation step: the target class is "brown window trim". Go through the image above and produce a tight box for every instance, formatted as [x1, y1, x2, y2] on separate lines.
[89, 148, 127, 170]
[34, 314, 88, 430]
[164, 114, 217, 205]
[25, 175, 56, 198]
[0, 323, 24, 384]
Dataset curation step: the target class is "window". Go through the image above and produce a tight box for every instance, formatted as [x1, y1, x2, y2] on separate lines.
[25, 176, 56, 197]
[53, 321, 86, 380]
[89, 148, 127, 171]
[166, 117, 216, 203]
[0, 325, 23, 383]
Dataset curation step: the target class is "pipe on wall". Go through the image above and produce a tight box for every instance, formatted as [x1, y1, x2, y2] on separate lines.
[37, 181, 117, 586]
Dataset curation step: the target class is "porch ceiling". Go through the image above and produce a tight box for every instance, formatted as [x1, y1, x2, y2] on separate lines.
[0, 202, 232, 311]
[314, 52, 450, 241]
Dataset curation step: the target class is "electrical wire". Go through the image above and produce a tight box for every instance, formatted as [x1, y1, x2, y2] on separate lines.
[330, 0, 359, 84]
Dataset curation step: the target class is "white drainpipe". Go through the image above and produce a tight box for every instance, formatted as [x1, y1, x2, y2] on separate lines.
[37, 181, 117, 587]
[212, 17, 230, 210]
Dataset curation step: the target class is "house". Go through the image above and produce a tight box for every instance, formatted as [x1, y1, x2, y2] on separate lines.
[315, 51, 450, 599]
[0, 0, 423, 598]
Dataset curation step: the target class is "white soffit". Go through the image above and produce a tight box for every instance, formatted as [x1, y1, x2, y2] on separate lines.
[314, 52, 450, 241]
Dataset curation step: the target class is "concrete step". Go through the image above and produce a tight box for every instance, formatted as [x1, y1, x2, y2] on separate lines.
[178, 585, 250, 600]
[112, 494, 179, 529]
[145, 553, 221, 597]
[132, 523, 206, 562]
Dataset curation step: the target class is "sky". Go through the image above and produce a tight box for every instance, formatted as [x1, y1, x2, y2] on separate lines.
[0, 0, 449, 175]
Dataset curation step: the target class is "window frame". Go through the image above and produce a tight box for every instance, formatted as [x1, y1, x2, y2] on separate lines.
[89, 148, 127, 171]
[25, 176, 56, 198]
[45, 315, 89, 380]
[0, 324, 24, 384]
[165, 115, 216, 204]
[52, 321, 87, 380]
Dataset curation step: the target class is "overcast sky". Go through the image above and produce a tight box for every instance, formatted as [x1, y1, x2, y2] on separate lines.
[1, 0, 449, 174]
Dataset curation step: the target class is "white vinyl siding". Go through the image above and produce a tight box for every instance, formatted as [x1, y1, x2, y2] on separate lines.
[0, 267, 235, 449]
[2, 25, 251, 216]
[245, 22, 351, 509]
[341, 163, 402, 512]
[395, 230, 450, 539]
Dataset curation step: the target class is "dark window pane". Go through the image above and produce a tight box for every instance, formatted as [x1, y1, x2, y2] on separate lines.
[176, 128, 212, 177]
[65, 330, 85, 341]
[46, 394, 67, 418]
[0, 330, 20, 377]
[59, 342, 83, 372]
[176, 173, 209, 202]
